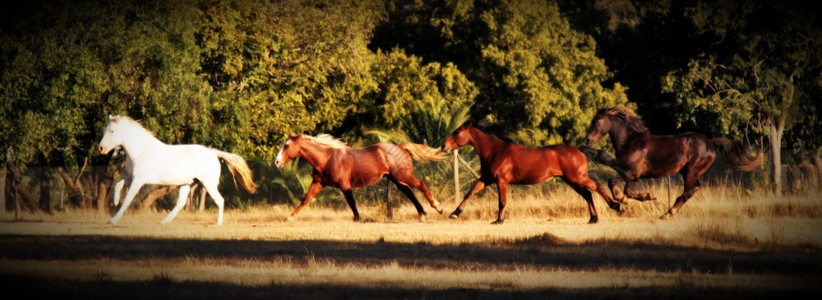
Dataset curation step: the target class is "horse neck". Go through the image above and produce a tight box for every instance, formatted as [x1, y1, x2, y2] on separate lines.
[297, 141, 334, 169]
[608, 116, 643, 155]
[119, 126, 164, 158]
[468, 128, 508, 160]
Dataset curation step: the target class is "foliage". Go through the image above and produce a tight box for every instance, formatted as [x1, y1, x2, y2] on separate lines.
[660, 0, 822, 193]
[372, 0, 629, 145]
[3, 0, 819, 211]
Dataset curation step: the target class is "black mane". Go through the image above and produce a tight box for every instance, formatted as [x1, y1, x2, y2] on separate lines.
[465, 119, 516, 144]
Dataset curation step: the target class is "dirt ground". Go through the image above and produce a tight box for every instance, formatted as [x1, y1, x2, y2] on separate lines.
[1, 202, 821, 299]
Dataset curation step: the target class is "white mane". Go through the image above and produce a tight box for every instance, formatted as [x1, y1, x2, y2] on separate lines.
[302, 133, 348, 149]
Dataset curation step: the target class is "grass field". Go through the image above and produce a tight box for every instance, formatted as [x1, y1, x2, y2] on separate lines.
[1, 183, 821, 299]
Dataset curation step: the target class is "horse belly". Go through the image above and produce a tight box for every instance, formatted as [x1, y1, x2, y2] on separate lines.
[348, 168, 385, 187]
[510, 156, 559, 185]
[134, 146, 217, 185]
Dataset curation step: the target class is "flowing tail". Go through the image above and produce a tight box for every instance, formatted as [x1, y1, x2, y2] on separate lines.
[398, 143, 448, 162]
[711, 138, 763, 172]
[211, 149, 259, 193]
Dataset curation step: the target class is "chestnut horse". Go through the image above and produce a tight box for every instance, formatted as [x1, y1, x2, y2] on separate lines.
[274, 133, 446, 222]
[584, 106, 762, 219]
[441, 121, 622, 224]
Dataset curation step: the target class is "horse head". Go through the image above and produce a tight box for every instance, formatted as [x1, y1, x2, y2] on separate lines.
[98, 115, 124, 155]
[584, 109, 611, 146]
[442, 122, 474, 153]
[274, 133, 301, 168]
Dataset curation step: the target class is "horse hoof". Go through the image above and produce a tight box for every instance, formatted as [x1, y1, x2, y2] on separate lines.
[285, 216, 295, 222]
[449, 214, 459, 219]
[588, 216, 599, 224]
[659, 212, 672, 220]
[491, 219, 504, 225]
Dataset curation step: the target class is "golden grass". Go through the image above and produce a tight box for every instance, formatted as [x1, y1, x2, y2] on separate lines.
[1, 184, 821, 299]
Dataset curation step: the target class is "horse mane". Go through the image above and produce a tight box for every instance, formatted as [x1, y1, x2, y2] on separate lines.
[466, 120, 517, 144]
[301, 133, 348, 149]
[603, 106, 649, 133]
[113, 115, 156, 137]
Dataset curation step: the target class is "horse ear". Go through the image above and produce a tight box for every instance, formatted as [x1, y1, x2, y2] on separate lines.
[289, 133, 299, 138]
[109, 115, 119, 123]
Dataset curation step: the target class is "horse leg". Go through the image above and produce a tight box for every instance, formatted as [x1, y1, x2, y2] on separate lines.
[450, 179, 489, 219]
[341, 189, 361, 222]
[287, 180, 324, 222]
[492, 181, 509, 224]
[563, 178, 598, 224]
[608, 176, 627, 203]
[112, 177, 127, 206]
[660, 179, 701, 220]
[624, 178, 657, 201]
[160, 184, 190, 225]
[200, 181, 226, 225]
[660, 165, 707, 219]
[110, 179, 144, 225]
[390, 171, 442, 213]
[578, 176, 622, 214]
[387, 176, 428, 222]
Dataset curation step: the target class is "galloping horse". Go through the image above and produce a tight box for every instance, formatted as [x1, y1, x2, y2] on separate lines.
[273, 133, 446, 222]
[583, 106, 762, 219]
[98, 115, 258, 225]
[441, 120, 622, 224]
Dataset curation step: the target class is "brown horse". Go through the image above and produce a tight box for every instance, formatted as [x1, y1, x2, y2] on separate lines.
[274, 133, 446, 222]
[583, 106, 762, 219]
[441, 120, 622, 224]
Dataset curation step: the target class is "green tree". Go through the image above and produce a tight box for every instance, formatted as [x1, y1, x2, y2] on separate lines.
[661, 0, 822, 195]
[197, 0, 384, 159]
[372, 0, 629, 145]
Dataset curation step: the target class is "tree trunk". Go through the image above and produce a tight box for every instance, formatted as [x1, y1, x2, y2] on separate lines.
[39, 162, 51, 213]
[56, 166, 87, 208]
[1, 158, 7, 215]
[815, 156, 822, 192]
[96, 177, 111, 214]
[768, 120, 784, 197]
[6, 158, 39, 212]
[137, 186, 174, 212]
[198, 185, 207, 212]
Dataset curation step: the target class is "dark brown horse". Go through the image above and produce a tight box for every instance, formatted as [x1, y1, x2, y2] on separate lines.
[274, 133, 446, 222]
[441, 121, 622, 224]
[583, 106, 762, 219]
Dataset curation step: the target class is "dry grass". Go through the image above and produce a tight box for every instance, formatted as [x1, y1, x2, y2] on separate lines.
[1, 184, 821, 299]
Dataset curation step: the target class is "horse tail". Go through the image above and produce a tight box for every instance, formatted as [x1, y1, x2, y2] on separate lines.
[711, 138, 763, 172]
[398, 143, 448, 162]
[211, 149, 259, 194]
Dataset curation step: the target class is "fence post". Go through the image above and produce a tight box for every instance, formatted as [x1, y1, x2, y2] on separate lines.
[453, 150, 459, 203]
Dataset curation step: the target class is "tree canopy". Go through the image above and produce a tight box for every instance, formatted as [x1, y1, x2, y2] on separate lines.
[1, 0, 820, 210]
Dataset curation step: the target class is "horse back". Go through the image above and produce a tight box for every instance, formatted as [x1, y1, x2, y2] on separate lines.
[628, 132, 715, 177]
[502, 144, 587, 184]
[323, 145, 391, 188]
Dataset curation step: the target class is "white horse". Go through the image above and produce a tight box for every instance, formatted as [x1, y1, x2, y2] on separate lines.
[98, 115, 258, 225]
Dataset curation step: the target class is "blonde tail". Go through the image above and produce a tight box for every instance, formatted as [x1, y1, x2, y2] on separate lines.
[398, 143, 448, 162]
[211, 149, 258, 193]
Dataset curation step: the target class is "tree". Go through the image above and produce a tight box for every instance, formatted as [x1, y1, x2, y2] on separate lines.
[197, 0, 385, 159]
[661, 0, 822, 195]
[372, 0, 629, 145]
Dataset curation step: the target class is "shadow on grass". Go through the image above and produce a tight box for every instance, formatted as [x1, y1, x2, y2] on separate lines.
[1, 234, 820, 275]
[1, 273, 819, 300]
